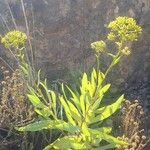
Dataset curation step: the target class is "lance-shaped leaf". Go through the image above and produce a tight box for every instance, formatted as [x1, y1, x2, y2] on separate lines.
[44, 136, 91, 150]
[67, 101, 82, 123]
[98, 71, 105, 85]
[80, 94, 86, 116]
[20, 65, 29, 76]
[82, 122, 90, 137]
[27, 94, 46, 108]
[89, 127, 112, 135]
[92, 84, 111, 111]
[91, 95, 124, 123]
[80, 73, 88, 94]
[89, 128, 128, 145]
[59, 96, 76, 125]
[96, 94, 124, 115]
[50, 90, 57, 116]
[34, 107, 51, 118]
[16, 120, 80, 133]
[39, 81, 51, 103]
[92, 143, 116, 150]
[66, 85, 81, 111]
[91, 95, 124, 124]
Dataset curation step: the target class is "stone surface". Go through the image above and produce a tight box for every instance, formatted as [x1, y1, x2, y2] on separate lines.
[0, 0, 150, 104]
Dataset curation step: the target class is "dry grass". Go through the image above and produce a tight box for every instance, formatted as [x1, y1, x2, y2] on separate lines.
[0, 67, 33, 128]
[0, 66, 33, 149]
[118, 100, 150, 150]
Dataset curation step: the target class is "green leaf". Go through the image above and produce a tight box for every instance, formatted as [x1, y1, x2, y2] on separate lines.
[50, 90, 57, 115]
[98, 84, 111, 97]
[98, 133, 127, 145]
[96, 94, 124, 115]
[16, 120, 80, 133]
[98, 71, 105, 85]
[59, 96, 76, 125]
[113, 56, 121, 65]
[92, 84, 111, 111]
[85, 94, 91, 114]
[39, 81, 51, 103]
[100, 143, 117, 150]
[89, 127, 127, 146]
[66, 85, 81, 110]
[28, 86, 37, 96]
[27, 94, 46, 108]
[92, 143, 116, 150]
[61, 83, 68, 101]
[82, 122, 90, 137]
[67, 101, 82, 123]
[88, 82, 95, 97]
[91, 68, 97, 82]
[81, 73, 88, 94]
[20, 65, 29, 76]
[34, 108, 51, 118]
[91, 95, 124, 123]
[89, 68, 97, 97]
[44, 136, 91, 150]
[80, 95, 86, 116]
[89, 127, 112, 135]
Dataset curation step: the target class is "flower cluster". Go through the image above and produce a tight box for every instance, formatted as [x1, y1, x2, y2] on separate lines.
[122, 47, 131, 56]
[107, 17, 142, 42]
[91, 40, 106, 53]
[1, 30, 27, 49]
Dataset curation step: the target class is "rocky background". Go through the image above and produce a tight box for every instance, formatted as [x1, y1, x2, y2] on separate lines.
[0, 0, 150, 112]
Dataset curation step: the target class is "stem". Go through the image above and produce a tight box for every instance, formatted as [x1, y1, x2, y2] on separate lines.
[93, 53, 101, 96]
[84, 45, 124, 124]
[5, 0, 17, 29]
[81, 53, 101, 126]
[81, 43, 124, 126]
[104, 44, 123, 78]
[0, 14, 10, 31]
[0, 56, 14, 71]
[104, 59, 115, 77]
[21, 0, 35, 73]
[96, 53, 100, 74]
[8, 47, 19, 63]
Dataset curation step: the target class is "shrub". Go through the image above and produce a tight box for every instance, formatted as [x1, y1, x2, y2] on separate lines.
[1, 16, 142, 149]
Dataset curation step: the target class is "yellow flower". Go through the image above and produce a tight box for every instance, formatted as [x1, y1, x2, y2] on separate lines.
[107, 17, 142, 42]
[122, 47, 131, 56]
[91, 40, 106, 53]
[1, 30, 27, 49]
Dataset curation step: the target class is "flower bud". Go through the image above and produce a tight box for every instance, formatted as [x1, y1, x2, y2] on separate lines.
[122, 47, 131, 56]
[91, 40, 106, 53]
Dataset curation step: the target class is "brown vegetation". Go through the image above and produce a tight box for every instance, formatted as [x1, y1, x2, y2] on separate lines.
[118, 100, 150, 150]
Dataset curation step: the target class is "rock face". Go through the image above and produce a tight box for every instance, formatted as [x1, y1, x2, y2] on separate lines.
[0, 0, 150, 103]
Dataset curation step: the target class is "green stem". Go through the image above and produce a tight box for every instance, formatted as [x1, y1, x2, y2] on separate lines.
[104, 59, 115, 77]
[85, 47, 124, 122]
[81, 53, 101, 125]
[104, 45, 123, 78]
[96, 53, 100, 74]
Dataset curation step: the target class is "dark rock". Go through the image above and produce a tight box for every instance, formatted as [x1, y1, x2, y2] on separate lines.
[0, 0, 150, 104]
